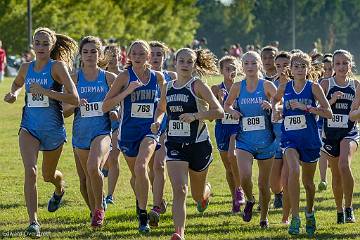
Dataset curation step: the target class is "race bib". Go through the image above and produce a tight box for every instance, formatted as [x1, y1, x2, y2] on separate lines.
[242, 116, 265, 131]
[27, 93, 49, 107]
[327, 114, 348, 128]
[80, 101, 104, 118]
[168, 120, 190, 136]
[284, 115, 307, 131]
[131, 103, 154, 118]
[222, 113, 239, 124]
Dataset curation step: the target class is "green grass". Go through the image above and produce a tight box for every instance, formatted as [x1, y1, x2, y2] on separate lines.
[0, 76, 359, 239]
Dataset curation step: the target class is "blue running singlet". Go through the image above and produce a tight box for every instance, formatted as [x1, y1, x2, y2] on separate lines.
[72, 69, 111, 149]
[236, 79, 274, 148]
[281, 80, 321, 149]
[215, 82, 240, 151]
[21, 60, 64, 130]
[118, 67, 160, 142]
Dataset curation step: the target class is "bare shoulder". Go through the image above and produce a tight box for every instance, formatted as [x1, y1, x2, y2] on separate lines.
[19, 62, 31, 74]
[104, 71, 117, 81]
[168, 71, 177, 80]
[52, 60, 68, 71]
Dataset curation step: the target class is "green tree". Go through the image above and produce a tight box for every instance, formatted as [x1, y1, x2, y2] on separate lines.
[113, 0, 199, 48]
[0, 0, 199, 54]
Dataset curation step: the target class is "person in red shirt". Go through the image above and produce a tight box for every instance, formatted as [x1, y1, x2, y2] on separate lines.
[0, 40, 7, 82]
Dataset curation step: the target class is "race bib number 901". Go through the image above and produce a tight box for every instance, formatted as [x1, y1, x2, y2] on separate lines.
[242, 116, 265, 131]
[284, 115, 307, 131]
[131, 103, 154, 118]
[168, 120, 190, 136]
[327, 114, 348, 128]
[27, 93, 49, 107]
[80, 101, 104, 118]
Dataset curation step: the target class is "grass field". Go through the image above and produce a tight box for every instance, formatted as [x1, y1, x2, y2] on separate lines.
[0, 75, 359, 239]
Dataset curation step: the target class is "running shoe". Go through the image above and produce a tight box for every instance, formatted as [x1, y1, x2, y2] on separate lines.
[235, 187, 245, 205]
[91, 208, 105, 228]
[318, 181, 327, 191]
[171, 232, 184, 240]
[25, 221, 41, 239]
[260, 219, 269, 229]
[138, 212, 150, 233]
[233, 188, 245, 213]
[305, 212, 316, 237]
[337, 211, 345, 224]
[105, 195, 114, 205]
[232, 199, 240, 213]
[288, 216, 301, 235]
[47, 191, 64, 212]
[101, 168, 109, 177]
[148, 206, 161, 227]
[273, 192, 283, 209]
[345, 207, 356, 223]
[159, 199, 168, 214]
[197, 183, 211, 213]
[242, 199, 255, 222]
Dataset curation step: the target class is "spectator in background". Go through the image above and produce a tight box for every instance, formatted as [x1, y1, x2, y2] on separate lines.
[120, 46, 127, 67]
[23, 48, 36, 62]
[229, 45, 237, 57]
[246, 44, 255, 52]
[270, 41, 279, 49]
[235, 43, 243, 58]
[199, 37, 207, 49]
[0, 40, 7, 82]
[164, 47, 176, 71]
[192, 39, 200, 49]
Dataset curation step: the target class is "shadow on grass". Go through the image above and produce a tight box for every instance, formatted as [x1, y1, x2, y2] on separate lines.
[0, 202, 21, 209]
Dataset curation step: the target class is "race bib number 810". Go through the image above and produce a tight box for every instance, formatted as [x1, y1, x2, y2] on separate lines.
[284, 115, 307, 131]
[80, 101, 104, 118]
[27, 93, 49, 107]
[131, 103, 154, 118]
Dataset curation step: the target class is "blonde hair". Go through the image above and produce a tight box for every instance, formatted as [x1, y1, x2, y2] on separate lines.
[241, 51, 263, 78]
[218, 55, 242, 75]
[290, 52, 322, 81]
[126, 40, 151, 69]
[175, 48, 219, 76]
[33, 27, 78, 69]
[149, 41, 169, 56]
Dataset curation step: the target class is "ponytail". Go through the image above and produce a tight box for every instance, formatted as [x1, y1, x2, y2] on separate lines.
[33, 27, 78, 70]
